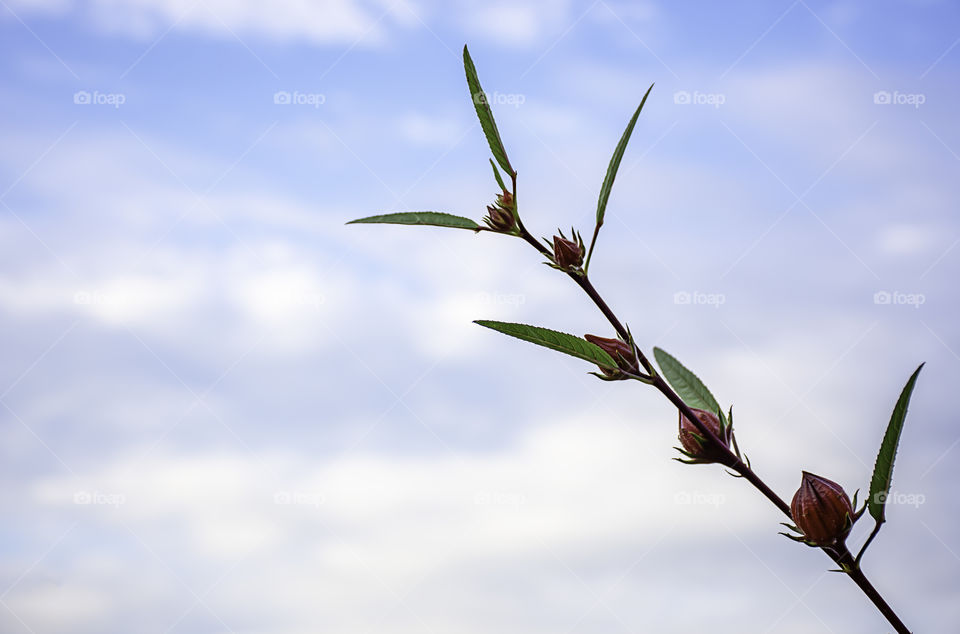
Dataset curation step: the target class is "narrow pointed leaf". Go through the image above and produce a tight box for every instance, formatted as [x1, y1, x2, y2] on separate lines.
[595, 83, 653, 229]
[653, 347, 722, 415]
[475, 320, 617, 370]
[490, 158, 507, 191]
[347, 212, 480, 231]
[868, 363, 924, 523]
[463, 45, 514, 176]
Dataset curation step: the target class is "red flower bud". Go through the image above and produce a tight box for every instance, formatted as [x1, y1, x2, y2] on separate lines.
[790, 471, 854, 546]
[678, 408, 731, 463]
[553, 235, 584, 269]
[484, 189, 517, 232]
[484, 205, 515, 232]
[584, 334, 638, 375]
[498, 190, 514, 211]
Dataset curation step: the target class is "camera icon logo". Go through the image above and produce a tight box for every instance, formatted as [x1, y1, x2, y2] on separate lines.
[873, 91, 891, 105]
[674, 291, 692, 304]
[273, 91, 291, 105]
[73, 91, 91, 105]
[874, 291, 892, 305]
[74, 491, 92, 504]
[673, 90, 691, 105]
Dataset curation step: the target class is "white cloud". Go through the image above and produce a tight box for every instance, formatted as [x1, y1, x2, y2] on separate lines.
[460, 0, 574, 48]
[21, 416, 769, 629]
[463, 4, 542, 47]
[6, 0, 414, 45]
[2, 17, 959, 633]
[19, 394, 943, 632]
[876, 223, 938, 256]
[588, 0, 658, 25]
[397, 112, 466, 147]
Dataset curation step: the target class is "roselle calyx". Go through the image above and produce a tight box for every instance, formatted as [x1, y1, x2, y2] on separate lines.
[677, 407, 734, 464]
[483, 190, 517, 232]
[790, 471, 855, 547]
[553, 235, 584, 269]
[485, 205, 515, 231]
[584, 334, 638, 377]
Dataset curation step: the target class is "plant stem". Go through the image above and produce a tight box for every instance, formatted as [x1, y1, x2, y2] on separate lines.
[835, 545, 911, 633]
[855, 521, 883, 566]
[514, 223, 911, 633]
[583, 222, 601, 275]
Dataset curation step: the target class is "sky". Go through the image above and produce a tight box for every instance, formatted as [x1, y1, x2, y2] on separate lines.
[1, 0, 959, 632]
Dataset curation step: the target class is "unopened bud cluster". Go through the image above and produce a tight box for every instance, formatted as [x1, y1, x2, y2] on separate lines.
[484, 189, 516, 232]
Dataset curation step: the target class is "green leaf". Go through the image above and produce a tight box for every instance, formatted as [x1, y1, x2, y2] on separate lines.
[490, 158, 507, 192]
[347, 212, 480, 231]
[653, 347, 722, 415]
[868, 363, 924, 524]
[474, 320, 617, 370]
[595, 83, 653, 229]
[463, 45, 514, 176]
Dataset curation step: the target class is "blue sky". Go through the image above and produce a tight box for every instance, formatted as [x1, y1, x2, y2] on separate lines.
[1, 1, 959, 632]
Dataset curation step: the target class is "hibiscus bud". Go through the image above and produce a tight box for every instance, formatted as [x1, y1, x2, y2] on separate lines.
[790, 471, 854, 546]
[484, 189, 517, 232]
[678, 408, 730, 462]
[497, 190, 514, 211]
[484, 205, 515, 232]
[584, 334, 638, 375]
[553, 235, 584, 269]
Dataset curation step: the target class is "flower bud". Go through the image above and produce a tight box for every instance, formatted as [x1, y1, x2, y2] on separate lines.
[485, 205, 515, 232]
[678, 408, 731, 463]
[497, 190, 514, 211]
[553, 235, 584, 269]
[584, 334, 638, 376]
[790, 471, 854, 546]
[484, 189, 517, 232]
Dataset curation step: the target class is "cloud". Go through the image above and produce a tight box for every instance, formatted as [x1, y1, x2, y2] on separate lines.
[397, 112, 467, 147]
[17, 402, 952, 632]
[462, 4, 542, 47]
[2, 7, 960, 633]
[4, 0, 416, 45]
[17, 416, 769, 631]
[459, 0, 575, 48]
[875, 223, 939, 256]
